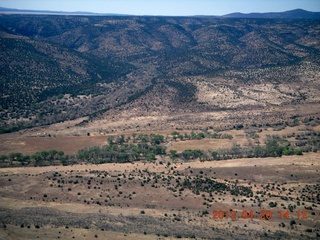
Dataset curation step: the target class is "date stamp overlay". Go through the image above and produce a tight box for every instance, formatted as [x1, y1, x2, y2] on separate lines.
[212, 209, 308, 220]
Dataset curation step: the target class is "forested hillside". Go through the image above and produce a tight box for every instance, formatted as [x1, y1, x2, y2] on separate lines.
[0, 15, 319, 133]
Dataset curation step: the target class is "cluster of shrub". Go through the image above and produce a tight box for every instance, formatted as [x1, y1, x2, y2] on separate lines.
[181, 177, 253, 197]
[171, 131, 233, 141]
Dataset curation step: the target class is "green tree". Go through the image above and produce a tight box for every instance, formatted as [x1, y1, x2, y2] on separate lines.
[169, 150, 177, 160]
[147, 153, 156, 161]
[150, 134, 164, 145]
[107, 136, 114, 145]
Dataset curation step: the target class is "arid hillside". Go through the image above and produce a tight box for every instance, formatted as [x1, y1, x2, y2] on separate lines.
[0, 15, 319, 134]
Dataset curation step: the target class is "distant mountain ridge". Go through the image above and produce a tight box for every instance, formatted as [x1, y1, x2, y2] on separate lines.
[223, 9, 320, 19]
[0, 7, 127, 16]
[0, 7, 320, 18]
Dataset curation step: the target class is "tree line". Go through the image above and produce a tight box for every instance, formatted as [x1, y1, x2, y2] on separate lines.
[0, 134, 167, 167]
[0, 133, 305, 167]
[177, 138, 303, 162]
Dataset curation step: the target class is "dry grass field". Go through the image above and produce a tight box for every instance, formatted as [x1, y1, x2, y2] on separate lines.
[0, 111, 318, 155]
[0, 152, 319, 239]
[0, 134, 109, 155]
[0, 225, 173, 240]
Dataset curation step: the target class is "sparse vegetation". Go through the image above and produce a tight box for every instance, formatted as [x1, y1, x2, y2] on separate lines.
[0, 13, 319, 240]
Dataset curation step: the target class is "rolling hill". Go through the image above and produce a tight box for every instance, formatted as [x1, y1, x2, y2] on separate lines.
[0, 14, 319, 134]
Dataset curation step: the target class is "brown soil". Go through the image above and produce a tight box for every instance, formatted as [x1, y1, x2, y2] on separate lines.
[0, 153, 319, 239]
